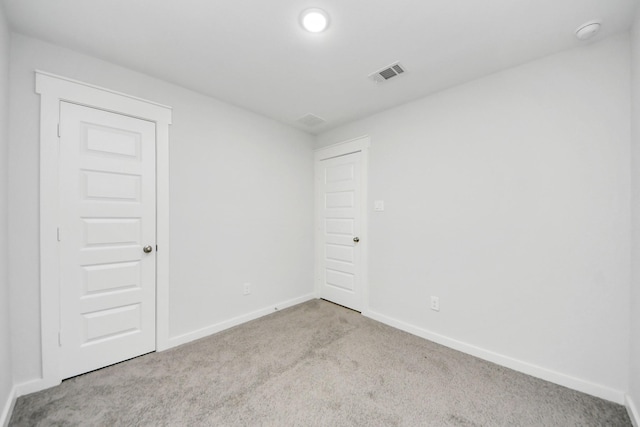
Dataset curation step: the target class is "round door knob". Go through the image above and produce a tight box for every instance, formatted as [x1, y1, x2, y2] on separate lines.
[353, 237, 360, 243]
[143, 245, 153, 253]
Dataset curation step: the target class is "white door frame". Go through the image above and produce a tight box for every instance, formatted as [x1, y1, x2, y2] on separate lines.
[35, 71, 172, 391]
[314, 135, 370, 314]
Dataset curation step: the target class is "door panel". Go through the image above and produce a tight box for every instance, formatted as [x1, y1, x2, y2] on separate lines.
[317, 152, 362, 310]
[82, 261, 140, 294]
[59, 102, 156, 379]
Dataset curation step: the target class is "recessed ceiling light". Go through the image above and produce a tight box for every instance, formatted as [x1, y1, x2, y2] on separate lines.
[575, 20, 601, 41]
[300, 8, 330, 33]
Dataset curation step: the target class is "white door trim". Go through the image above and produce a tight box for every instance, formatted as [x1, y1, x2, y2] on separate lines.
[35, 71, 172, 391]
[314, 135, 370, 314]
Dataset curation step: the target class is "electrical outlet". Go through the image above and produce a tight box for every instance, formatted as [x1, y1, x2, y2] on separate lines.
[430, 296, 440, 311]
[243, 283, 251, 296]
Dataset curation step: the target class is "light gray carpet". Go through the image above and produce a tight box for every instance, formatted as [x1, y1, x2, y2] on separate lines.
[10, 299, 631, 426]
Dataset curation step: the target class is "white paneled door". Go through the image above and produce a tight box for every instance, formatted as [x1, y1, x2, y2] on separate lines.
[59, 102, 156, 379]
[317, 152, 362, 311]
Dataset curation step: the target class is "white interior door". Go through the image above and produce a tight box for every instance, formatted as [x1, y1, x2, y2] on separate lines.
[317, 151, 362, 311]
[59, 101, 156, 379]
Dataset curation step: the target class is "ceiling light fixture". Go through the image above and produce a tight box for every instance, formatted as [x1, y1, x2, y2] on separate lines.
[575, 20, 601, 41]
[300, 8, 330, 33]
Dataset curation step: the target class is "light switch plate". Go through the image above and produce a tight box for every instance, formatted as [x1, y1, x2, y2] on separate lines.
[374, 200, 384, 211]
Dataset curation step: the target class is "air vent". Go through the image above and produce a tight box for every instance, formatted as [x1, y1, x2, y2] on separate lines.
[369, 62, 406, 84]
[297, 113, 326, 127]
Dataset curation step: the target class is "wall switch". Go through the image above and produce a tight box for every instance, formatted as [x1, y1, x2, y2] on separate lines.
[430, 296, 440, 311]
[243, 283, 251, 295]
[374, 200, 385, 211]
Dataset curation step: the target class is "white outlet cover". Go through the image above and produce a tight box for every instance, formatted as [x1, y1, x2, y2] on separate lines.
[374, 200, 384, 211]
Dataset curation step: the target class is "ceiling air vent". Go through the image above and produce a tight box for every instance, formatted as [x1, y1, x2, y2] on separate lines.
[297, 113, 326, 127]
[369, 62, 406, 84]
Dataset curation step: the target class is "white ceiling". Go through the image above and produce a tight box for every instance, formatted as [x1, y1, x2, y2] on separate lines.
[2, 0, 638, 134]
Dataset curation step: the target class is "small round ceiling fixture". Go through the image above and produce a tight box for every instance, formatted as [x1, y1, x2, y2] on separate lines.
[575, 20, 601, 41]
[300, 8, 330, 33]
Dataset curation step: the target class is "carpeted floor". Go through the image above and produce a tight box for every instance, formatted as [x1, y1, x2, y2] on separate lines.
[10, 299, 631, 426]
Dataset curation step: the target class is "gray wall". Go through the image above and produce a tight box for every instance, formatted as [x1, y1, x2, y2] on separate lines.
[0, 2, 13, 423]
[8, 34, 315, 385]
[317, 34, 631, 400]
[630, 9, 640, 420]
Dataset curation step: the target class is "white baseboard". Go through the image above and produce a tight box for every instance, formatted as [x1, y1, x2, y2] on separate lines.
[627, 394, 640, 427]
[364, 309, 626, 405]
[8, 298, 627, 421]
[1, 379, 46, 425]
[165, 293, 316, 349]
[1, 385, 17, 427]
[13, 378, 57, 398]
[6, 295, 316, 402]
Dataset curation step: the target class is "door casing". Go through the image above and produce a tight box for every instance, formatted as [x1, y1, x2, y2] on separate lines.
[314, 136, 370, 314]
[35, 71, 172, 393]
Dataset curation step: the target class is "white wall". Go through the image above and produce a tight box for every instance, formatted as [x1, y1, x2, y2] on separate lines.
[8, 34, 315, 385]
[629, 10, 640, 423]
[0, 2, 13, 423]
[317, 34, 631, 401]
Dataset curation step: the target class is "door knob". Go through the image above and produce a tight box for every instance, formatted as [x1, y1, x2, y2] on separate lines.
[353, 237, 360, 243]
[143, 245, 153, 253]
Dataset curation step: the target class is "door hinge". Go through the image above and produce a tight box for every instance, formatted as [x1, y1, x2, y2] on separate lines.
[57, 227, 61, 242]
[156, 245, 158, 252]
[58, 331, 62, 346]
[57, 123, 61, 138]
